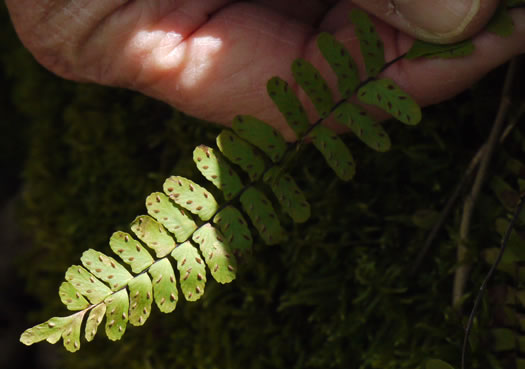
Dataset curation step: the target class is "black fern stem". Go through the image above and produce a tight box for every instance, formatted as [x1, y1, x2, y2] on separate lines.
[461, 193, 525, 369]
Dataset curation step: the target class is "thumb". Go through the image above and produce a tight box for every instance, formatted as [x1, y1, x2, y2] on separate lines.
[352, 0, 501, 44]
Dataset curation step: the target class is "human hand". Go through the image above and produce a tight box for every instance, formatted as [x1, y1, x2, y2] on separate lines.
[6, 0, 525, 140]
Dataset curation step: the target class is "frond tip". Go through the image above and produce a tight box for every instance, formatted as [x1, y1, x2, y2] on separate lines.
[20, 313, 85, 352]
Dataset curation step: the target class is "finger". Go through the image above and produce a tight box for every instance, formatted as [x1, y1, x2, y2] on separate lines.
[352, 0, 501, 44]
[4, 0, 314, 138]
[5, 0, 133, 80]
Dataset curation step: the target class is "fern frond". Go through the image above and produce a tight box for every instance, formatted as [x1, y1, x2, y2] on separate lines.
[21, 9, 434, 352]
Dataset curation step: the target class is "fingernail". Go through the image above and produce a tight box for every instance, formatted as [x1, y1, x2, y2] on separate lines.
[395, 0, 478, 35]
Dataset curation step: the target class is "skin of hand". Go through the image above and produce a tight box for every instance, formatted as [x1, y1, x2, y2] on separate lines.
[5, 0, 525, 141]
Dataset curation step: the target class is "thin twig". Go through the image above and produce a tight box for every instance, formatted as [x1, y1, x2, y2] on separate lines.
[411, 102, 525, 274]
[461, 193, 525, 369]
[452, 58, 517, 306]
[411, 151, 481, 274]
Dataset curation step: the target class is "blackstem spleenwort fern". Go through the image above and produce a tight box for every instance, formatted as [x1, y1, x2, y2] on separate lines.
[19, 4, 523, 359]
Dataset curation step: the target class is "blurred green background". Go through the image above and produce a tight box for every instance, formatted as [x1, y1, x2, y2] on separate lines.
[2, 3, 525, 369]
